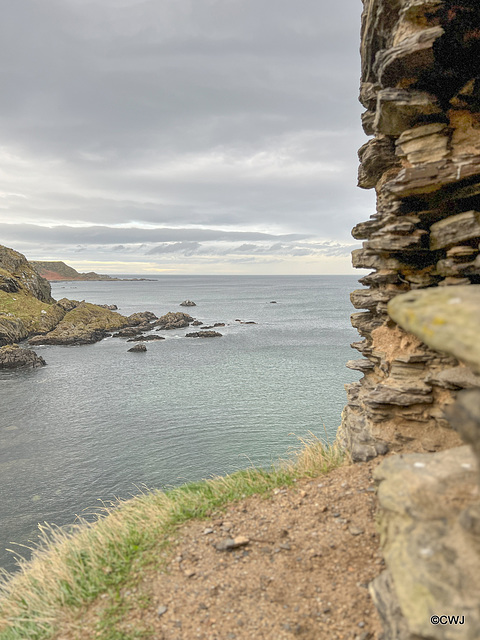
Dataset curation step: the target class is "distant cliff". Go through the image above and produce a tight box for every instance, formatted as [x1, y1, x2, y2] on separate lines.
[0, 245, 132, 347]
[31, 261, 119, 281]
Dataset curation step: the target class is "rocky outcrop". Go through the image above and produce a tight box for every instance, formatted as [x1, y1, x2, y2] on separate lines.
[28, 302, 130, 346]
[345, 2, 480, 638]
[156, 312, 194, 330]
[128, 343, 147, 352]
[0, 246, 53, 303]
[339, 0, 480, 463]
[180, 300, 196, 307]
[185, 330, 222, 338]
[0, 344, 46, 368]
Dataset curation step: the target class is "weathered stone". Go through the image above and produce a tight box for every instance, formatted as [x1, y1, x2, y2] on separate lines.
[430, 211, 480, 250]
[358, 137, 400, 189]
[351, 288, 402, 311]
[350, 311, 386, 336]
[436, 256, 480, 278]
[438, 276, 472, 286]
[185, 331, 222, 338]
[374, 89, 442, 137]
[358, 271, 402, 286]
[374, 447, 480, 639]
[388, 286, 480, 374]
[352, 216, 392, 240]
[180, 300, 196, 307]
[361, 110, 375, 136]
[156, 312, 194, 330]
[426, 366, 480, 390]
[385, 157, 480, 197]
[351, 248, 405, 270]
[369, 570, 411, 640]
[446, 246, 478, 260]
[366, 383, 432, 407]
[366, 228, 427, 252]
[395, 123, 449, 165]
[0, 344, 46, 369]
[374, 26, 444, 88]
[346, 359, 375, 373]
[128, 343, 147, 352]
[390, 360, 426, 381]
[446, 390, 480, 483]
[359, 81, 379, 110]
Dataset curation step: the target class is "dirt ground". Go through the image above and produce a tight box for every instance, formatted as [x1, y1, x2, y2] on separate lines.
[88, 459, 384, 640]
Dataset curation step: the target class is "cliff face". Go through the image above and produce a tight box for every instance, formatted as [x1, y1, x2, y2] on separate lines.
[31, 261, 117, 281]
[344, 2, 480, 638]
[0, 246, 54, 304]
[340, 0, 480, 462]
[0, 245, 131, 347]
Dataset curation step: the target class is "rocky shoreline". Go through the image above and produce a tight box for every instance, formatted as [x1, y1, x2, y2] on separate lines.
[0, 245, 259, 367]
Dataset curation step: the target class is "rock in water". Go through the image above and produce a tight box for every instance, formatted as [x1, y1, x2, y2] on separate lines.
[156, 312, 194, 330]
[185, 331, 222, 338]
[180, 300, 196, 307]
[128, 343, 147, 352]
[0, 344, 46, 368]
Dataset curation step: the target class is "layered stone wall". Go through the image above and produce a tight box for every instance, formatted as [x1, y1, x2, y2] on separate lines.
[339, 0, 480, 462]
[342, 2, 480, 638]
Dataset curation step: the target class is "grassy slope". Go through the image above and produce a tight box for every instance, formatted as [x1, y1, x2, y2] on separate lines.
[0, 290, 62, 336]
[31, 262, 115, 281]
[0, 436, 345, 640]
[51, 303, 128, 333]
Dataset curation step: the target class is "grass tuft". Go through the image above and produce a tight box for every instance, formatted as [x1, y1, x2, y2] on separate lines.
[0, 433, 345, 640]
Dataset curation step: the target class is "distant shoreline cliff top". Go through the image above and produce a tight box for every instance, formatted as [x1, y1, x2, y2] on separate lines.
[31, 261, 154, 281]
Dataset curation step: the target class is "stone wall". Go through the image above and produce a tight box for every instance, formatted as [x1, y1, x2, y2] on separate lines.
[342, 2, 480, 638]
[339, 0, 480, 463]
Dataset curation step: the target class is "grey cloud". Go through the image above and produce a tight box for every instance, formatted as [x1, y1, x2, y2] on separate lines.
[147, 242, 201, 255]
[0, 224, 307, 246]
[0, 0, 372, 272]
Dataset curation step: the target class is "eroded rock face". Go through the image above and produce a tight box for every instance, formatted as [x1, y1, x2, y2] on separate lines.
[340, 0, 480, 461]
[348, 2, 480, 638]
[28, 302, 130, 346]
[0, 344, 46, 368]
[156, 312, 194, 330]
[0, 245, 53, 304]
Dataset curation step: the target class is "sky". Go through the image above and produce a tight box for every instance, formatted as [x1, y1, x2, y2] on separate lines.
[0, 0, 374, 275]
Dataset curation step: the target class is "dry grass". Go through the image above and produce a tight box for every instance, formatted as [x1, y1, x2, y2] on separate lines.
[0, 434, 346, 640]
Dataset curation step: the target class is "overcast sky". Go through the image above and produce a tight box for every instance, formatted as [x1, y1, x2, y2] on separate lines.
[1, 0, 373, 275]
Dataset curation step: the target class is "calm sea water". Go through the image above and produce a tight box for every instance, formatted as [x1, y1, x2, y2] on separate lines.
[0, 275, 360, 572]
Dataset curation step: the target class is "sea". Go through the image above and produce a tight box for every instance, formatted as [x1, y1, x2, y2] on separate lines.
[0, 275, 361, 573]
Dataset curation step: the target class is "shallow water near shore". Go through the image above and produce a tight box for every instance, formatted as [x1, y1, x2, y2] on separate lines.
[0, 275, 360, 573]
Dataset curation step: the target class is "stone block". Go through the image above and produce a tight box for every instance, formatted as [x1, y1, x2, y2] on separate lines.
[388, 285, 480, 374]
[430, 211, 480, 250]
[374, 89, 442, 137]
[374, 26, 444, 88]
[374, 446, 480, 639]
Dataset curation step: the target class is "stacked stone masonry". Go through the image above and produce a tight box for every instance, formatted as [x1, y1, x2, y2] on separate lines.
[339, 0, 480, 463]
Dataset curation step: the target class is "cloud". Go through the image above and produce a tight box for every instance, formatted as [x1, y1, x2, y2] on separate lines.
[0, 0, 373, 274]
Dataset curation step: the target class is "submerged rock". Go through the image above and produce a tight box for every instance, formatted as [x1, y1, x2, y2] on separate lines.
[0, 344, 46, 368]
[185, 331, 222, 338]
[128, 343, 147, 352]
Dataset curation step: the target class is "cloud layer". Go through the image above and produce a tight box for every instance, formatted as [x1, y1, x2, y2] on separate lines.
[0, 0, 373, 274]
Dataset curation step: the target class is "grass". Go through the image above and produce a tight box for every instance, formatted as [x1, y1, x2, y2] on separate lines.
[0, 433, 346, 640]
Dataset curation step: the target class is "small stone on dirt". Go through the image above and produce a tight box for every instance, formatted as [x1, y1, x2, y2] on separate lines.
[215, 536, 250, 551]
[157, 605, 168, 617]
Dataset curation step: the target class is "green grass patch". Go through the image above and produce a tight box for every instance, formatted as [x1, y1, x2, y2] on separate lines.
[0, 434, 345, 639]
